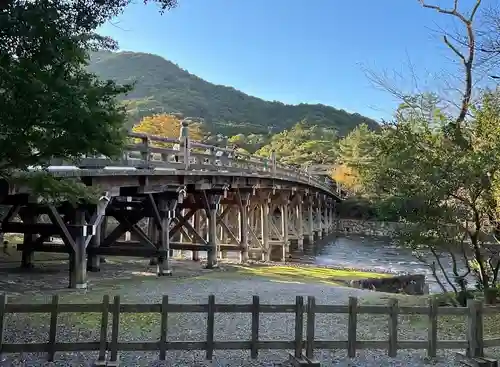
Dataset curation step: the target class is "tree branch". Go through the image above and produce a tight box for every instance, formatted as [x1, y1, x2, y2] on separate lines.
[419, 0, 482, 145]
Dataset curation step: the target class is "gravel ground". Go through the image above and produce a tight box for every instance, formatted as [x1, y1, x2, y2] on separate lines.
[1, 273, 464, 367]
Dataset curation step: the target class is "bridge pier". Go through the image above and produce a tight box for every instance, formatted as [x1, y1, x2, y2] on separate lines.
[316, 198, 323, 240]
[305, 196, 315, 246]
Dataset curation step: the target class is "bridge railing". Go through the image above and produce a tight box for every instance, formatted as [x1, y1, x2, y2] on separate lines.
[49, 131, 346, 198]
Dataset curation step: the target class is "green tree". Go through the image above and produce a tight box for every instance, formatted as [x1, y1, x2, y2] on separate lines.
[256, 122, 338, 166]
[0, 0, 177, 202]
[356, 91, 500, 303]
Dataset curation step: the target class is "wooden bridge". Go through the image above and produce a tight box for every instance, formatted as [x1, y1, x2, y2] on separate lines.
[0, 122, 345, 289]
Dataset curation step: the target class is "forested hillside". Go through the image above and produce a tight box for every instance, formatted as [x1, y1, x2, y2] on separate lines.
[88, 50, 379, 136]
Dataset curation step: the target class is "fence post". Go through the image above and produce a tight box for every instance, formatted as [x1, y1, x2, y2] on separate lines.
[427, 297, 438, 358]
[306, 296, 316, 360]
[206, 295, 215, 361]
[347, 296, 358, 358]
[96, 295, 109, 366]
[387, 298, 398, 357]
[108, 296, 121, 367]
[251, 295, 260, 359]
[467, 299, 484, 358]
[0, 294, 6, 362]
[47, 295, 59, 362]
[294, 296, 304, 358]
[159, 295, 169, 361]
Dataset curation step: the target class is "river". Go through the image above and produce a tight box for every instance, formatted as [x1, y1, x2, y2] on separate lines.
[314, 235, 470, 294]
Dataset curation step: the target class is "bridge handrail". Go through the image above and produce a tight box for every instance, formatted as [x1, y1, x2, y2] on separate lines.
[49, 132, 347, 199]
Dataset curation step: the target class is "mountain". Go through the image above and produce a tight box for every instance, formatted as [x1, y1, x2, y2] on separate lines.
[87, 50, 379, 136]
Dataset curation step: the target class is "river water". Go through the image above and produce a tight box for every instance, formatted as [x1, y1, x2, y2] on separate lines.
[314, 235, 468, 294]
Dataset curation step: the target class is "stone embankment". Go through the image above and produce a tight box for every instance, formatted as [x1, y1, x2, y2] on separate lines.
[337, 218, 404, 237]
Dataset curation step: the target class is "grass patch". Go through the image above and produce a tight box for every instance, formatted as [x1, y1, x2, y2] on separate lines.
[233, 265, 390, 285]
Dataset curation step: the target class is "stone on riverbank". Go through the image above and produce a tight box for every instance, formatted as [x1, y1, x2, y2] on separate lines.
[350, 274, 427, 295]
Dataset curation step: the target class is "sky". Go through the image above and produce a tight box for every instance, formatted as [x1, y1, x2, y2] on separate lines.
[98, 0, 486, 122]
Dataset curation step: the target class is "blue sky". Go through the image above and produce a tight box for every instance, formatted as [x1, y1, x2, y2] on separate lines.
[98, 0, 483, 121]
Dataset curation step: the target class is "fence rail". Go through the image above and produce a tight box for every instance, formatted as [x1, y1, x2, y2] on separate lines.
[1, 294, 493, 365]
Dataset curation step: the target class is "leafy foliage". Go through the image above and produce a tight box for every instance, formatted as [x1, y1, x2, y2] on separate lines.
[0, 0, 177, 202]
[351, 91, 500, 300]
[87, 50, 380, 137]
[132, 113, 205, 142]
[255, 122, 338, 166]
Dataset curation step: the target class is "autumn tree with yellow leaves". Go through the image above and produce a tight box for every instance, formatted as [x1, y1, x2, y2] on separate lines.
[132, 113, 205, 142]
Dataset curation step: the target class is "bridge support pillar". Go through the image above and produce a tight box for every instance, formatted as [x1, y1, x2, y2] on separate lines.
[280, 201, 289, 261]
[296, 195, 304, 251]
[148, 219, 159, 265]
[87, 219, 105, 272]
[205, 194, 220, 269]
[316, 199, 323, 240]
[192, 210, 201, 261]
[156, 196, 174, 276]
[306, 198, 314, 245]
[218, 204, 229, 260]
[331, 203, 337, 232]
[238, 191, 250, 263]
[19, 208, 36, 269]
[321, 199, 328, 237]
[260, 198, 270, 262]
[68, 208, 88, 289]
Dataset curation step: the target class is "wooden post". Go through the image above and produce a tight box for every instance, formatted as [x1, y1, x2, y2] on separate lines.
[19, 207, 38, 269]
[239, 196, 249, 263]
[296, 199, 304, 251]
[322, 202, 328, 236]
[251, 295, 260, 359]
[96, 295, 109, 366]
[108, 296, 120, 366]
[331, 203, 336, 232]
[99, 216, 107, 265]
[19, 208, 37, 269]
[306, 201, 314, 245]
[70, 208, 87, 289]
[124, 196, 132, 242]
[0, 294, 6, 362]
[261, 200, 270, 261]
[179, 119, 190, 170]
[178, 208, 187, 258]
[388, 298, 398, 357]
[467, 299, 484, 358]
[306, 296, 316, 360]
[347, 296, 358, 358]
[280, 203, 289, 261]
[206, 195, 219, 269]
[294, 296, 304, 358]
[192, 210, 200, 261]
[157, 197, 172, 276]
[87, 219, 101, 272]
[47, 295, 59, 361]
[148, 218, 159, 266]
[427, 297, 438, 358]
[316, 200, 323, 240]
[206, 295, 215, 360]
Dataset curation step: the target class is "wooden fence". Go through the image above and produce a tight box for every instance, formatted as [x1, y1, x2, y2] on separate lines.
[0, 294, 497, 365]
